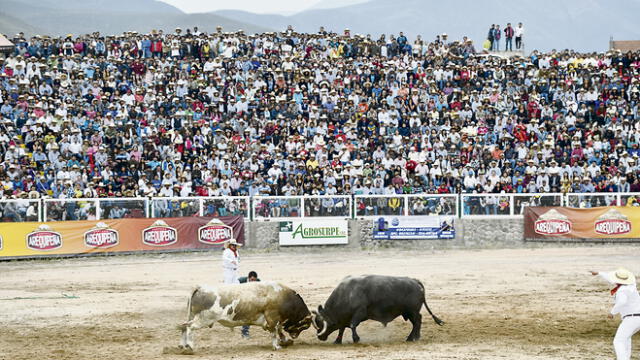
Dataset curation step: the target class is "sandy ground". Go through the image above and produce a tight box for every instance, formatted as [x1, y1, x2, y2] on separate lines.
[0, 246, 638, 360]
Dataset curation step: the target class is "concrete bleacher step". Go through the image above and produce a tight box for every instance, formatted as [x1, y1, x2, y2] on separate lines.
[484, 50, 527, 58]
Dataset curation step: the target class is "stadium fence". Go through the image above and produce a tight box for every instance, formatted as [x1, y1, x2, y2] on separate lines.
[1, 193, 639, 223]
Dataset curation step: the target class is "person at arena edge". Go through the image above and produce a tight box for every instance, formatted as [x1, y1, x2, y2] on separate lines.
[239, 271, 261, 339]
[222, 238, 242, 284]
[590, 268, 640, 360]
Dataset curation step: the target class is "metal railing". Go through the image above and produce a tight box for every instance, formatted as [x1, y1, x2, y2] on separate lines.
[406, 194, 458, 216]
[0, 199, 42, 222]
[43, 197, 149, 222]
[353, 194, 458, 218]
[302, 195, 352, 219]
[3, 192, 640, 223]
[201, 196, 251, 218]
[460, 193, 564, 218]
[150, 196, 250, 219]
[565, 193, 635, 208]
[353, 194, 406, 218]
[43, 198, 99, 222]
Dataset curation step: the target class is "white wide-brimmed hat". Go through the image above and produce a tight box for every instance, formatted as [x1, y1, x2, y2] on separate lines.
[224, 238, 243, 248]
[613, 268, 636, 285]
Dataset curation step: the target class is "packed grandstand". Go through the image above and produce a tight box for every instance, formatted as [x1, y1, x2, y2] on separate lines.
[1, 27, 640, 206]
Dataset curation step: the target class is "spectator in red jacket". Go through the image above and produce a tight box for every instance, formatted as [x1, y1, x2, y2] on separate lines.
[504, 23, 515, 51]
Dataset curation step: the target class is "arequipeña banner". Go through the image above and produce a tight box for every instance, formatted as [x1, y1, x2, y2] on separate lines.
[524, 207, 639, 240]
[0, 215, 244, 260]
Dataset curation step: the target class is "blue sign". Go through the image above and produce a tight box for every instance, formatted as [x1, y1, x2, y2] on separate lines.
[373, 216, 455, 240]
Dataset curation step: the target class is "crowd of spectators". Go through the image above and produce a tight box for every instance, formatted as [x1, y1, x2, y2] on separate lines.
[1, 26, 640, 206]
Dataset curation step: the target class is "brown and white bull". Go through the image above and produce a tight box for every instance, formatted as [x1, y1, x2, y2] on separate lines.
[178, 282, 312, 351]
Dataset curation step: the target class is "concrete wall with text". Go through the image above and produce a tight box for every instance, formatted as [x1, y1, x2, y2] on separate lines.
[243, 218, 527, 250]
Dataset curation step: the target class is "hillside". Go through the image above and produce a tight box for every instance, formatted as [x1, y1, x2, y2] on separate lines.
[0, 12, 44, 37]
[214, 0, 640, 52]
[1, 0, 271, 37]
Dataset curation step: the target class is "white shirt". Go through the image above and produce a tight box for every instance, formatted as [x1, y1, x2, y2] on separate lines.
[600, 271, 640, 317]
[222, 248, 239, 270]
[514, 26, 524, 37]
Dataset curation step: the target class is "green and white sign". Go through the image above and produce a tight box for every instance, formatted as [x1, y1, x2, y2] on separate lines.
[279, 219, 349, 246]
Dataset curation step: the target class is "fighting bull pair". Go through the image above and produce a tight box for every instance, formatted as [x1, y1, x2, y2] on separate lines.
[178, 275, 444, 352]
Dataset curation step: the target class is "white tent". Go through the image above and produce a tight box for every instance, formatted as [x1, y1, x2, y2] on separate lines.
[0, 34, 15, 53]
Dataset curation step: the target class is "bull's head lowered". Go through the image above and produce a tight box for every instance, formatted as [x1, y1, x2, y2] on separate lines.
[311, 305, 337, 341]
[283, 315, 312, 339]
[281, 293, 313, 339]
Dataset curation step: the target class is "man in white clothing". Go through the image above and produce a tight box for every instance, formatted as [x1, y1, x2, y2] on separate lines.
[514, 23, 524, 50]
[591, 268, 640, 360]
[222, 239, 242, 284]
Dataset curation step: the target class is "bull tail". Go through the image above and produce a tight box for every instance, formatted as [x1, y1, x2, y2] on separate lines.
[423, 298, 445, 326]
[177, 287, 199, 331]
[417, 280, 445, 326]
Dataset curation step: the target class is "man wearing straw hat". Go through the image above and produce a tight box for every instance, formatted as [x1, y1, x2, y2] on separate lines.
[222, 239, 242, 284]
[591, 268, 640, 359]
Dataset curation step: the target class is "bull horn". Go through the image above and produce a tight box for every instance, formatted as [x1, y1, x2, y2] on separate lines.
[317, 320, 328, 337]
[310, 313, 319, 330]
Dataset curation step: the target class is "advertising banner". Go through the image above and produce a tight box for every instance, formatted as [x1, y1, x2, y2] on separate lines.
[372, 216, 456, 240]
[279, 219, 349, 246]
[0, 216, 244, 259]
[524, 207, 640, 240]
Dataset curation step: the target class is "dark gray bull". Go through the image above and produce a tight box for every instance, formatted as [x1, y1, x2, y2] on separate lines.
[311, 275, 444, 343]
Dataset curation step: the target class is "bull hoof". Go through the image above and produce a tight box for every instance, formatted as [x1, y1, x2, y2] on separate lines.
[181, 345, 194, 355]
[333, 339, 342, 345]
[279, 339, 294, 347]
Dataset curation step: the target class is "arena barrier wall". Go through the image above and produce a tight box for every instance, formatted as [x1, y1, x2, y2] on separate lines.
[0, 215, 244, 260]
[524, 207, 640, 241]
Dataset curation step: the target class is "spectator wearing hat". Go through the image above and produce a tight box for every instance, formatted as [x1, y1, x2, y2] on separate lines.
[0, 28, 638, 206]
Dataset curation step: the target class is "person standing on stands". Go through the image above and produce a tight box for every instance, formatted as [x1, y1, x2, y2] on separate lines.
[493, 24, 501, 52]
[590, 269, 640, 360]
[222, 238, 242, 284]
[515, 22, 524, 50]
[504, 23, 514, 52]
[487, 25, 495, 51]
[239, 271, 261, 339]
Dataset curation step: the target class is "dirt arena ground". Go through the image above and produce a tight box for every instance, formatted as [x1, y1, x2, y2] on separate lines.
[1, 246, 638, 360]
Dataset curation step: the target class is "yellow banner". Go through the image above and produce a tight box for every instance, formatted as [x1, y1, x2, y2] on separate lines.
[0, 216, 245, 259]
